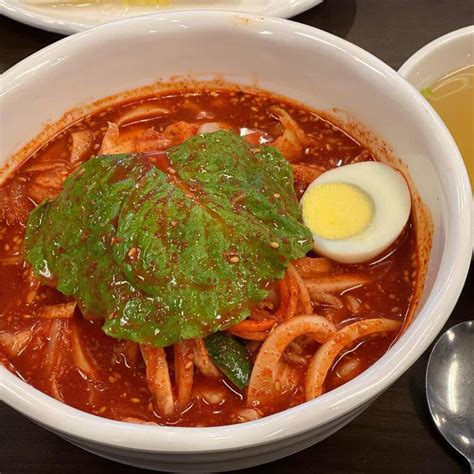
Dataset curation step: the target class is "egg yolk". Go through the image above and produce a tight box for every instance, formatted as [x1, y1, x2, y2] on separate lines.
[303, 182, 374, 240]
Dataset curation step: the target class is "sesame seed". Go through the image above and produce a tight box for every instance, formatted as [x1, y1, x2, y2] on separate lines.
[229, 256, 240, 263]
[168, 167, 176, 174]
[270, 242, 280, 249]
[273, 193, 280, 198]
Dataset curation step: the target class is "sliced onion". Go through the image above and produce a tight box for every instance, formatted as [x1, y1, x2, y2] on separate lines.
[247, 315, 336, 407]
[305, 318, 401, 400]
[0, 329, 32, 358]
[305, 274, 371, 295]
[38, 302, 77, 319]
[141, 345, 175, 416]
[116, 103, 169, 126]
[197, 122, 231, 134]
[193, 338, 220, 377]
[70, 321, 97, 381]
[70, 129, 94, 163]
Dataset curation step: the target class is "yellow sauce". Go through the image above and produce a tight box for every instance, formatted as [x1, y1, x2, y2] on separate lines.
[423, 65, 474, 189]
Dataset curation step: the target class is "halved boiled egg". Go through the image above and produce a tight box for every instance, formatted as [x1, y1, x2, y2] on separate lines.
[300, 161, 411, 264]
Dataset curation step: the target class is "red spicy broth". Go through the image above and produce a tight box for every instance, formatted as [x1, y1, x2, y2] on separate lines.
[0, 88, 419, 426]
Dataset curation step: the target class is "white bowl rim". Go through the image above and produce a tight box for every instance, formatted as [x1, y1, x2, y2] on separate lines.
[398, 25, 474, 253]
[0, 10, 472, 454]
[398, 25, 474, 77]
[0, 1, 323, 36]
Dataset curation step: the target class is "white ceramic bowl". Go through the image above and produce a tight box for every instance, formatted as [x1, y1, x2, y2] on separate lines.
[0, 12, 472, 472]
[399, 26, 473, 91]
[398, 26, 474, 251]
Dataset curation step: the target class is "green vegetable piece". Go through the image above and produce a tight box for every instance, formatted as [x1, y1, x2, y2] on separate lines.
[420, 87, 432, 98]
[24, 131, 312, 347]
[205, 332, 252, 389]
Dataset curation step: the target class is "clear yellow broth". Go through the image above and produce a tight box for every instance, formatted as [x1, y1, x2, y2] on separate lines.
[422, 65, 474, 190]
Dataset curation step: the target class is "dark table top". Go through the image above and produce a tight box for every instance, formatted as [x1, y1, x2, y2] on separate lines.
[1, 0, 473, 472]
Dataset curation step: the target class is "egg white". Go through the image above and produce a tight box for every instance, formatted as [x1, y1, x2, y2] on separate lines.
[300, 161, 412, 264]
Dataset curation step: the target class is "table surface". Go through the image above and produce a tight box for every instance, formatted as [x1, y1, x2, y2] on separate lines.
[1, 0, 473, 472]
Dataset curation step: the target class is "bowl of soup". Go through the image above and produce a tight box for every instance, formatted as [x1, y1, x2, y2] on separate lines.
[399, 26, 474, 250]
[0, 12, 471, 471]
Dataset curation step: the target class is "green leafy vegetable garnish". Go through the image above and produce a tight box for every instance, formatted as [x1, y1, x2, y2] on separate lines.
[420, 87, 432, 98]
[205, 332, 252, 389]
[25, 131, 312, 347]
